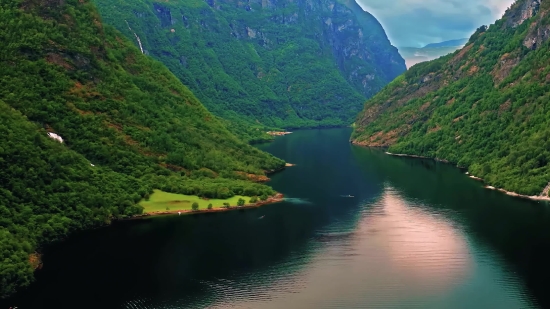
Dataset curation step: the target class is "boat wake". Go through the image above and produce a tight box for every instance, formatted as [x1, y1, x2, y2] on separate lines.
[314, 230, 355, 241]
[283, 197, 313, 205]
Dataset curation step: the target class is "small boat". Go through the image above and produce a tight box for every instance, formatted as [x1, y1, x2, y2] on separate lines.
[258, 215, 265, 219]
[341, 195, 354, 198]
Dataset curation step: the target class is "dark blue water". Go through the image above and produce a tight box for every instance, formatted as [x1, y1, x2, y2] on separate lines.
[5, 128, 550, 308]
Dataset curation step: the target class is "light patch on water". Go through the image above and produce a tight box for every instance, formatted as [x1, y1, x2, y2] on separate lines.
[283, 197, 313, 205]
[200, 186, 534, 309]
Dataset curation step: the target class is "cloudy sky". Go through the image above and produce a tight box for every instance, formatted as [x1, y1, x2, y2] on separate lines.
[355, 0, 515, 47]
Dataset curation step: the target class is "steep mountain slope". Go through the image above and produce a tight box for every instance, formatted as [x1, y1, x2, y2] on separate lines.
[0, 0, 283, 298]
[352, 0, 550, 197]
[93, 0, 405, 139]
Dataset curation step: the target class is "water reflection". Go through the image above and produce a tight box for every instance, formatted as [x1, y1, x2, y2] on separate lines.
[205, 186, 475, 308]
[358, 186, 472, 294]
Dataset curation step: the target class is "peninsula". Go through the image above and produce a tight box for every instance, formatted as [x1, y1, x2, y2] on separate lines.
[129, 190, 285, 220]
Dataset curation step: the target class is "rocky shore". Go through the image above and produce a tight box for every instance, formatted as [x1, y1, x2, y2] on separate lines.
[381, 151, 549, 202]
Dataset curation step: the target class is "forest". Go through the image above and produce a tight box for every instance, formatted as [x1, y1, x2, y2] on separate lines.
[352, 0, 550, 196]
[0, 0, 283, 297]
[92, 0, 405, 142]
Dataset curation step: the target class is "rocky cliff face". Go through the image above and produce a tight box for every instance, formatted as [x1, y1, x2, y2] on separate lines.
[504, 0, 541, 27]
[351, 0, 550, 197]
[215, 0, 404, 95]
[93, 0, 405, 134]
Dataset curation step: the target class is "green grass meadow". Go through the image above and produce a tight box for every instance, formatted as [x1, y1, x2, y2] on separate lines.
[139, 190, 254, 212]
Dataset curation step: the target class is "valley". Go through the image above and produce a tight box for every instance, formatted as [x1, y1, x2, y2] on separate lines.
[92, 0, 405, 141]
[2, 0, 550, 307]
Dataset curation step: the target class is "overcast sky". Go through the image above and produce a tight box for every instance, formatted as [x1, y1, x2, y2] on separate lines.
[355, 0, 515, 47]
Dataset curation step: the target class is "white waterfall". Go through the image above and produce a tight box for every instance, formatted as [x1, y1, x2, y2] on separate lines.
[125, 20, 144, 54]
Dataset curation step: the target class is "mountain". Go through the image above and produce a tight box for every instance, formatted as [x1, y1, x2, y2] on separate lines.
[352, 0, 550, 197]
[0, 0, 283, 298]
[92, 0, 405, 140]
[424, 38, 468, 48]
[398, 39, 468, 68]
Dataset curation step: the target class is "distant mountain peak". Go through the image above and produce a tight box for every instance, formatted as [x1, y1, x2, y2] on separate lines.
[422, 38, 468, 48]
[397, 38, 468, 68]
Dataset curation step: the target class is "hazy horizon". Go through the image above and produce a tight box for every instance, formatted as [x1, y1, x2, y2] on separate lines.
[355, 0, 515, 47]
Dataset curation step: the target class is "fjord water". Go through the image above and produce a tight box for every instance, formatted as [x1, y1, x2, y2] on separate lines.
[7, 128, 550, 309]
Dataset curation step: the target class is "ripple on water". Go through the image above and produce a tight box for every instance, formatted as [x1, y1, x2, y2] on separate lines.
[122, 186, 538, 309]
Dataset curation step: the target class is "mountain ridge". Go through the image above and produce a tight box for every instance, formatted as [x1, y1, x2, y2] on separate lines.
[351, 0, 550, 197]
[92, 0, 405, 139]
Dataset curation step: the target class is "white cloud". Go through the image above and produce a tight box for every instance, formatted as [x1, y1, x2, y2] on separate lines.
[355, 0, 515, 47]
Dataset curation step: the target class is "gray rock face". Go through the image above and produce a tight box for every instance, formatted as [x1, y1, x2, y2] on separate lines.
[214, 0, 405, 95]
[500, 0, 549, 50]
[504, 0, 541, 28]
[524, 24, 550, 49]
[94, 0, 405, 128]
[152, 3, 173, 27]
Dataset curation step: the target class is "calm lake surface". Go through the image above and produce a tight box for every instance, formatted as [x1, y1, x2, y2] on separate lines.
[6, 128, 550, 309]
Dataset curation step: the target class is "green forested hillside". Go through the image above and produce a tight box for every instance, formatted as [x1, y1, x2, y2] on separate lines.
[0, 101, 148, 296]
[352, 0, 550, 197]
[0, 0, 282, 297]
[92, 0, 405, 141]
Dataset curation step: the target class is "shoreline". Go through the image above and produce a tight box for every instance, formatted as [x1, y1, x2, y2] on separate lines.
[382, 151, 550, 202]
[267, 131, 292, 136]
[30, 193, 287, 276]
[385, 151, 450, 163]
[484, 184, 550, 202]
[123, 193, 285, 220]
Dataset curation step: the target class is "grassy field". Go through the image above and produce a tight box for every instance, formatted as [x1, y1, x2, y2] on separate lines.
[139, 190, 254, 213]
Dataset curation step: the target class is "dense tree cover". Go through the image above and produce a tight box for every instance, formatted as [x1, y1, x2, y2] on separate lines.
[92, 0, 405, 141]
[0, 0, 284, 298]
[146, 175, 275, 199]
[352, 0, 550, 196]
[0, 101, 148, 297]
